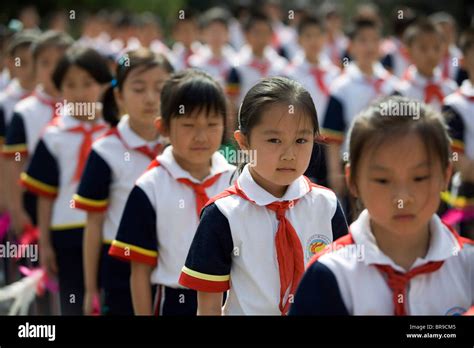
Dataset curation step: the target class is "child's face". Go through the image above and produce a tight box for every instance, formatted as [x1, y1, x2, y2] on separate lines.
[116, 66, 169, 126]
[298, 25, 326, 60]
[246, 22, 272, 53]
[348, 133, 451, 238]
[202, 22, 228, 49]
[408, 33, 444, 75]
[350, 28, 380, 65]
[61, 65, 104, 117]
[173, 20, 198, 47]
[236, 103, 314, 197]
[161, 111, 224, 167]
[35, 46, 66, 94]
[10, 46, 35, 84]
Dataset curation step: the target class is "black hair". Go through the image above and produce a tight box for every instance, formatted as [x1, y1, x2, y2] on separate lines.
[297, 15, 325, 36]
[52, 46, 114, 124]
[31, 30, 74, 61]
[346, 18, 380, 40]
[102, 48, 174, 126]
[236, 76, 319, 174]
[239, 76, 318, 137]
[52, 46, 112, 90]
[160, 69, 227, 131]
[348, 96, 451, 216]
[243, 12, 272, 33]
[200, 7, 231, 29]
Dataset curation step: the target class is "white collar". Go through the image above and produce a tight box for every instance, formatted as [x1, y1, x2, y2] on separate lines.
[57, 114, 106, 131]
[157, 145, 234, 183]
[34, 85, 57, 104]
[459, 80, 474, 98]
[346, 62, 389, 81]
[350, 210, 461, 272]
[117, 115, 162, 148]
[236, 164, 311, 206]
[404, 65, 444, 86]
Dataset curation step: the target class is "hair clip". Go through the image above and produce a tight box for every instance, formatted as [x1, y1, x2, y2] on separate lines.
[110, 79, 117, 88]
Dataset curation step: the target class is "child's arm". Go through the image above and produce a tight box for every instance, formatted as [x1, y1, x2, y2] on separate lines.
[197, 292, 223, 315]
[37, 196, 57, 277]
[130, 261, 153, 315]
[73, 149, 113, 315]
[6, 156, 32, 233]
[108, 185, 159, 315]
[3, 113, 31, 234]
[83, 211, 105, 315]
[20, 137, 60, 276]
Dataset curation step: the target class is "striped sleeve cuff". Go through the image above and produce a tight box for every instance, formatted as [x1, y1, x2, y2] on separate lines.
[179, 266, 230, 292]
[321, 129, 344, 144]
[73, 193, 108, 212]
[108, 240, 158, 267]
[2, 143, 28, 157]
[451, 139, 464, 154]
[20, 172, 58, 198]
[226, 83, 240, 97]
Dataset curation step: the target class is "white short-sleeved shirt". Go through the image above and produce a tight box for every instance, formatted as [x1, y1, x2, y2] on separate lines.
[0, 79, 30, 127]
[397, 65, 458, 112]
[74, 115, 165, 242]
[109, 145, 236, 288]
[189, 45, 236, 86]
[286, 55, 341, 122]
[443, 80, 474, 159]
[21, 115, 108, 230]
[3, 86, 58, 157]
[180, 164, 349, 315]
[291, 209, 474, 315]
[227, 45, 288, 104]
[321, 62, 399, 152]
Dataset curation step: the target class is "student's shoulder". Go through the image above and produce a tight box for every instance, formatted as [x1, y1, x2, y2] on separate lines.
[329, 72, 353, 94]
[13, 95, 37, 115]
[92, 128, 124, 153]
[443, 89, 464, 106]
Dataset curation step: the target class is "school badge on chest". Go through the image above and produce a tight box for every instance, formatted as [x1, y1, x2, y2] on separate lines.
[305, 234, 331, 262]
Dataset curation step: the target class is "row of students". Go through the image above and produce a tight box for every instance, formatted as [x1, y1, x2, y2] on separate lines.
[0, 27, 470, 313]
